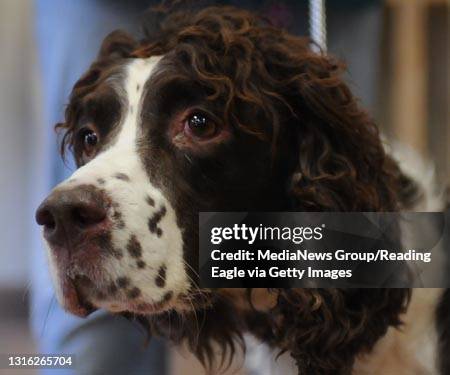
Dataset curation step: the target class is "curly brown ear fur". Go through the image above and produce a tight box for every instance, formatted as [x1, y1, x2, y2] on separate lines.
[261, 44, 402, 211]
[271, 289, 411, 374]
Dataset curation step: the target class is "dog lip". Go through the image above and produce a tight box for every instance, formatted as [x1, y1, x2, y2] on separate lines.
[61, 277, 96, 317]
[127, 293, 176, 315]
[127, 302, 169, 315]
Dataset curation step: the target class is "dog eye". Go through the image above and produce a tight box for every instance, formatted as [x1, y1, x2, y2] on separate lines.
[185, 113, 216, 138]
[80, 128, 99, 156]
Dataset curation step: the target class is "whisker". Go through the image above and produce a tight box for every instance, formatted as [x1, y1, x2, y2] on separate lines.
[41, 294, 56, 338]
[182, 260, 201, 280]
[22, 280, 33, 301]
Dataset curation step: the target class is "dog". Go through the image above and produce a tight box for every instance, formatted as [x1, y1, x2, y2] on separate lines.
[35, 5, 448, 374]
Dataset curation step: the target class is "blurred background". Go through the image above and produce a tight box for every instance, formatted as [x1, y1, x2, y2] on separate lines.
[0, 0, 448, 374]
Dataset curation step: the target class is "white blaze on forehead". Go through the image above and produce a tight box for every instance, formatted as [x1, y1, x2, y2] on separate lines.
[47, 55, 191, 310]
[115, 56, 162, 147]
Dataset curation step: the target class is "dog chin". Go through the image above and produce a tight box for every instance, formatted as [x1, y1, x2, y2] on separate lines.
[59, 277, 97, 318]
[105, 299, 176, 315]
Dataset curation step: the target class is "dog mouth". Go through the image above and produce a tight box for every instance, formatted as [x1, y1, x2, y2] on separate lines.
[59, 273, 176, 317]
[60, 276, 97, 317]
[49, 238, 180, 317]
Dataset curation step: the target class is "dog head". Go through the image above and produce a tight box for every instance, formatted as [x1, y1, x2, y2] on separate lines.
[36, 6, 401, 317]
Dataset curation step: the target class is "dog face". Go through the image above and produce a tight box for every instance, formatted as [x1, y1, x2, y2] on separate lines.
[36, 7, 400, 318]
[37, 56, 194, 317]
[35, 51, 278, 317]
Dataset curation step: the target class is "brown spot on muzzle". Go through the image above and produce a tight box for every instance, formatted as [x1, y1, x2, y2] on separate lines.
[126, 234, 142, 258]
[146, 195, 155, 207]
[155, 265, 166, 288]
[161, 291, 173, 302]
[112, 209, 125, 228]
[107, 282, 118, 295]
[148, 206, 166, 237]
[96, 231, 122, 259]
[127, 287, 141, 299]
[117, 277, 130, 288]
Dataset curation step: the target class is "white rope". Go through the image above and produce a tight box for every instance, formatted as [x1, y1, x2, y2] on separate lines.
[309, 0, 327, 53]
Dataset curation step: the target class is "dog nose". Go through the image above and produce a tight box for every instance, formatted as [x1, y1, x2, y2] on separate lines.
[36, 186, 108, 245]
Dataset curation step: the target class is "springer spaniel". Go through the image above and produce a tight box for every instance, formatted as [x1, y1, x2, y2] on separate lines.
[35, 5, 448, 374]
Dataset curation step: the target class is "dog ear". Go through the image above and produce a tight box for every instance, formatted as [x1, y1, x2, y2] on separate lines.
[71, 30, 137, 91]
[269, 51, 401, 211]
[274, 288, 410, 373]
[58, 30, 138, 161]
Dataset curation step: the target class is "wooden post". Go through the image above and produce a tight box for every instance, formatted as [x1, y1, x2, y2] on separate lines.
[388, 0, 429, 155]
